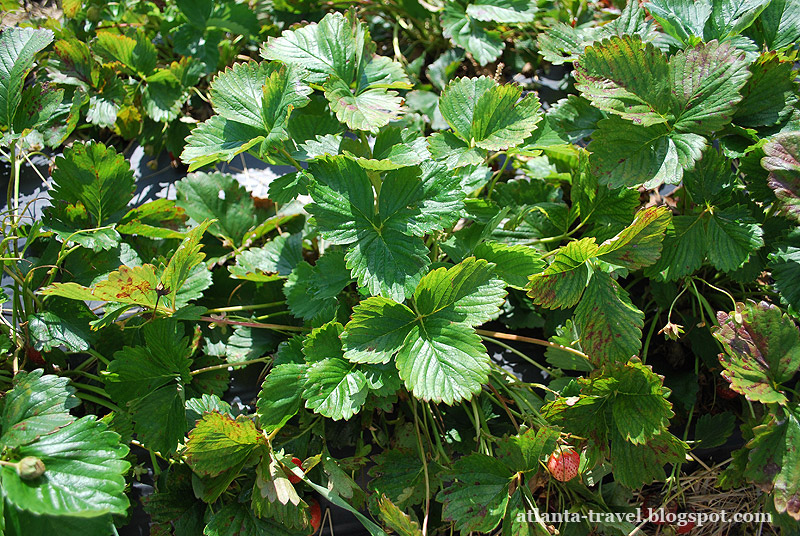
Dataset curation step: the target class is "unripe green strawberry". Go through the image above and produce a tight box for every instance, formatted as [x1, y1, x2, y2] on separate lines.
[547, 448, 580, 482]
[17, 456, 45, 480]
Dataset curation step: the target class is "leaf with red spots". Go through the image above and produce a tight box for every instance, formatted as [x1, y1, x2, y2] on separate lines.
[596, 206, 672, 271]
[527, 237, 597, 309]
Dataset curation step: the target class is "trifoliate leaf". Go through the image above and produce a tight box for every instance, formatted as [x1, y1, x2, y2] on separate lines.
[762, 132, 800, 223]
[0, 27, 53, 131]
[45, 141, 135, 227]
[441, 1, 505, 65]
[181, 62, 311, 170]
[1, 369, 77, 449]
[705, 206, 764, 272]
[574, 272, 644, 365]
[575, 35, 672, 127]
[437, 453, 513, 533]
[185, 412, 265, 477]
[596, 206, 671, 270]
[1, 415, 129, 517]
[527, 237, 598, 309]
[713, 302, 800, 405]
[744, 412, 800, 520]
[439, 77, 542, 151]
[104, 320, 192, 453]
[307, 156, 463, 301]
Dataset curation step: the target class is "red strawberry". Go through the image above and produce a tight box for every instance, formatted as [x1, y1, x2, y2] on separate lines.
[25, 346, 45, 366]
[287, 457, 304, 484]
[308, 498, 322, 534]
[676, 519, 696, 533]
[547, 448, 580, 482]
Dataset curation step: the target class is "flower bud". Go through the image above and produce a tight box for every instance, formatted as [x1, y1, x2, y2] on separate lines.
[17, 457, 45, 480]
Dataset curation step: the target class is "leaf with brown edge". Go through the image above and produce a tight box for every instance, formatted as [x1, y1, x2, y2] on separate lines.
[596, 206, 672, 270]
[762, 131, 800, 223]
[185, 412, 265, 477]
[713, 301, 800, 405]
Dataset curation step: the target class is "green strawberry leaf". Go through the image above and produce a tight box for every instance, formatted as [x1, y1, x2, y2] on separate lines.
[574, 272, 644, 365]
[670, 41, 751, 136]
[645, 0, 712, 43]
[1, 415, 130, 517]
[527, 237, 598, 309]
[733, 52, 798, 128]
[0, 27, 53, 131]
[713, 301, 800, 405]
[103, 320, 193, 453]
[466, 0, 537, 22]
[439, 77, 542, 151]
[324, 76, 404, 132]
[472, 242, 545, 289]
[437, 453, 513, 533]
[185, 412, 265, 477]
[45, 141, 135, 229]
[1, 369, 78, 449]
[307, 156, 462, 301]
[747, 0, 800, 50]
[644, 213, 708, 281]
[609, 361, 674, 444]
[27, 298, 97, 353]
[94, 30, 157, 78]
[441, 1, 505, 65]
[575, 35, 672, 127]
[595, 206, 671, 271]
[204, 501, 304, 536]
[182, 62, 311, 170]
[176, 172, 258, 246]
[303, 357, 369, 420]
[588, 116, 706, 188]
[256, 363, 306, 432]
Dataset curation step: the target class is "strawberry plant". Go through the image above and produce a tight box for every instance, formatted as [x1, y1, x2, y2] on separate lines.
[1, 0, 800, 535]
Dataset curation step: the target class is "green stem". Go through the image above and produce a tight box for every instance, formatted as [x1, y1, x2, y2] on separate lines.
[200, 316, 308, 332]
[411, 399, 431, 536]
[279, 147, 303, 171]
[74, 392, 122, 412]
[190, 356, 271, 376]
[486, 153, 511, 200]
[475, 328, 590, 361]
[205, 301, 285, 314]
[640, 308, 661, 364]
[480, 335, 560, 378]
